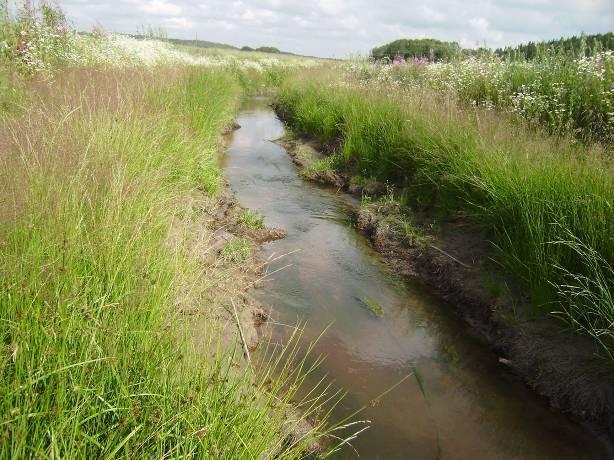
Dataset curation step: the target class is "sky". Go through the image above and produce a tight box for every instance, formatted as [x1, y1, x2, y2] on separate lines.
[57, 0, 614, 58]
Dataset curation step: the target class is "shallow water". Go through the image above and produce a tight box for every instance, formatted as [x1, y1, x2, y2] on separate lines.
[223, 97, 607, 459]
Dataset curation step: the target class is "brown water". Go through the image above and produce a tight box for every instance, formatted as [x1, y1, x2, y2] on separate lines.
[223, 97, 608, 459]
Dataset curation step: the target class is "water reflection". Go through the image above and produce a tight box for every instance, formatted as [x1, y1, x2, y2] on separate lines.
[222, 99, 606, 459]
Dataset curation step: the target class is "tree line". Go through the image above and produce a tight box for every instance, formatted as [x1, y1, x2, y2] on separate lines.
[494, 32, 614, 60]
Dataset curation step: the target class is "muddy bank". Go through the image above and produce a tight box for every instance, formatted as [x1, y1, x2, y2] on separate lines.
[276, 131, 614, 446]
[173, 123, 321, 455]
[174, 123, 284, 357]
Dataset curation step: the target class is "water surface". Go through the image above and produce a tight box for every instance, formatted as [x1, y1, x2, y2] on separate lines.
[223, 97, 606, 459]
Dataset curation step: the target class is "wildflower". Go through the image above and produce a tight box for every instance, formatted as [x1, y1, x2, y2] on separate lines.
[392, 53, 406, 66]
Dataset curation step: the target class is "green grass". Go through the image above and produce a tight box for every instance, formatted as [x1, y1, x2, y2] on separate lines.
[238, 210, 265, 229]
[0, 69, 24, 113]
[277, 69, 614, 358]
[222, 238, 252, 262]
[0, 66, 338, 457]
[304, 152, 342, 177]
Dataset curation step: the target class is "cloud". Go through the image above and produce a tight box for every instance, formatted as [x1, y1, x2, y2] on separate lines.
[163, 16, 194, 29]
[317, 0, 344, 16]
[470, 17, 489, 32]
[57, 0, 614, 58]
[467, 16, 504, 47]
[139, 0, 182, 16]
[418, 6, 446, 24]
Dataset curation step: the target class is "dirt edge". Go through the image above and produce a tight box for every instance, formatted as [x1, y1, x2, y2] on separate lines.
[222, 123, 324, 455]
[273, 113, 614, 449]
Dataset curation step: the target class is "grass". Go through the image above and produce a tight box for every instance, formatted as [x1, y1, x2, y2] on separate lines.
[222, 238, 252, 262]
[0, 66, 339, 457]
[276, 67, 614, 358]
[0, 4, 344, 454]
[550, 235, 614, 360]
[304, 152, 342, 177]
[0, 69, 23, 113]
[238, 210, 265, 229]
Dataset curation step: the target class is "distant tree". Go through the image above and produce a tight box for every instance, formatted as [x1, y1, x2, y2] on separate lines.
[462, 47, 494, 59]
[370, 38, 461, 62]
[255, 46, 281, 54]
[494, 32, 614, 61]
[133, 36, 239, 50]
[241, 46, 254, 51]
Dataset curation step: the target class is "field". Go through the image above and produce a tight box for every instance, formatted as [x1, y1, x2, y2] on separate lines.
[0, 3, 341, 458]
[1, 0, 613, 456]
[276, 58, 613, 359]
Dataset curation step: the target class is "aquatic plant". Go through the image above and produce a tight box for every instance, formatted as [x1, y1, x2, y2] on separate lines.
[362, 297, 385, 317]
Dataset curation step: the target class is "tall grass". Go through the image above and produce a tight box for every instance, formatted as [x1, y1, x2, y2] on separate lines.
[0, 1, 320, 81]
[346, 51, 614, 145]
[551, 235, 614, 361]
[0, 67, 335, 457]
[277, 68, 614, 358]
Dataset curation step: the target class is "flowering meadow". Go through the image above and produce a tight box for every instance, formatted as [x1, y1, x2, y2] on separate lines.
[277, 62, 614, 359]
[345, 52, 614, 146]
[0, 1, 317, 77]
[0, 3, 335, 458]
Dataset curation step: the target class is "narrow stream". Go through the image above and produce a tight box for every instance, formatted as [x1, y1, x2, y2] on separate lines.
[223, 97, 606, 459]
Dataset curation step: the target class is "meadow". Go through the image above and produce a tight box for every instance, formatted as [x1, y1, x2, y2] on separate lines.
[0, 3, 338, 457]
[348, 50, 613, 145]
[276, 60, 614, 359]
[2, 0, 614, 455]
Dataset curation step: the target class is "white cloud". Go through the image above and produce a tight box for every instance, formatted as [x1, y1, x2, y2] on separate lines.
[293, 15, 312, 28]
[57, 0, 614, 58]
[163, 16, 194, 29]
[317, 0, 344, 16]
[139, 0, 182, 16]
[418, 6, 446, 24]
[470, 17, 489, 32]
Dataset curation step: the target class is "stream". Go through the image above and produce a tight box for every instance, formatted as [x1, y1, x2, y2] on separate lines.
[222, 97, 606, 459]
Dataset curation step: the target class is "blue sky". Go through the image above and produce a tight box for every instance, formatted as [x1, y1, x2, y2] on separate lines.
[57, 0, 614, 57]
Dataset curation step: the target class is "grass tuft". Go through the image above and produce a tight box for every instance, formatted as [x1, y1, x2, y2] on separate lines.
[238, 209, 265, 229]
[222, 238, 252, 262]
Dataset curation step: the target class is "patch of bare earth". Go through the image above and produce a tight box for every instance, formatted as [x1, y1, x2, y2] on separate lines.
[168, 125, 321, 455]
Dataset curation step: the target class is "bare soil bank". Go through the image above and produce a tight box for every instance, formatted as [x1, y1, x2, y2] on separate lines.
[181, 186, 322, 454]
[180, 180, 324, 454]
[274, 122, 614, 448]
[176, 124, 286, 357]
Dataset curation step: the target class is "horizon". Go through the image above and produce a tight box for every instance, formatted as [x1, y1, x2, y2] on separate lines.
[56, 0, 613, 59]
